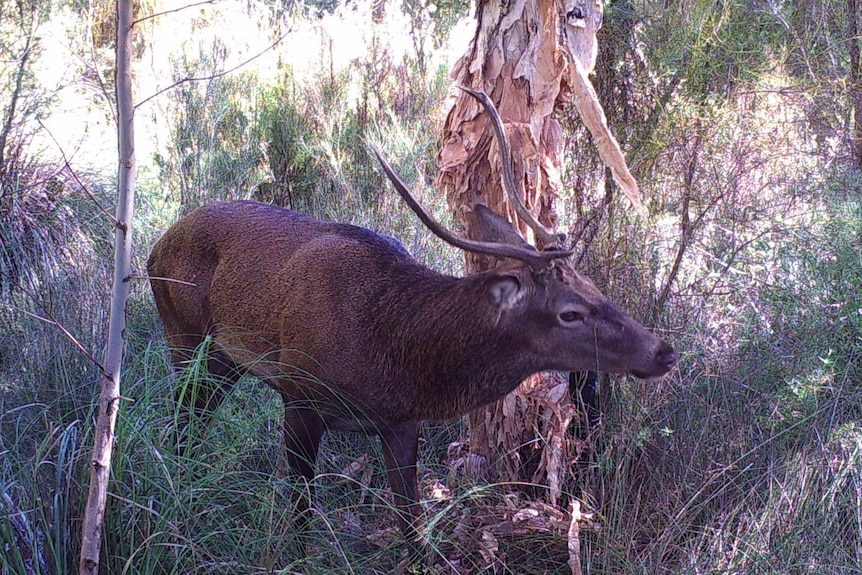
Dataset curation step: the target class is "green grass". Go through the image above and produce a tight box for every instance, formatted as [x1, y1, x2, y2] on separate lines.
[3, 168, 862, 574]
[3, 7, 862, 570]
[4, 309, 860, 573]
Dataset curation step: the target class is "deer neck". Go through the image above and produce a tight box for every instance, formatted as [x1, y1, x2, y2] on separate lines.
[382, 270, 538, 421]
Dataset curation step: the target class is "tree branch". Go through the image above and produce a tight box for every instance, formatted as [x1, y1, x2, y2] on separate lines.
[129, 274, 197, 287]
[0, 30, 34, 170]
[134, 0, 218, 25]
[135, 27, 293, 110]
[37, 119, 118, 226]
[2, 303, 105, 373]
[0, 274, 106, 373]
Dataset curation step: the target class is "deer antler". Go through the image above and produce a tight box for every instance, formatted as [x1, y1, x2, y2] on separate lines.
[369, 143, 573, 268]
[457, 86, 567, 248]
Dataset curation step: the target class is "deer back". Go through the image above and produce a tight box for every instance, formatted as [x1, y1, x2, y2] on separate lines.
[148, 199, 675, 428]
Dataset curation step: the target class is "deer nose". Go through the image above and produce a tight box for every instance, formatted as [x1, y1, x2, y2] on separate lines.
[656, 344, 677, 371]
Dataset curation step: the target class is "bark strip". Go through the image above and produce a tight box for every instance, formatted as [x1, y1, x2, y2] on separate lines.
[567, 54, 647, 218]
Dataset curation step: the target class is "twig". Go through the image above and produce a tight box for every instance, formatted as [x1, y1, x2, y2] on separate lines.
[654, 135, 699, 317]
[134, 0, 218, 25]
[36, 119, 118, 226]
[82, 3, 117, 126]
[4, 303, 106, 373]
[131, 274, 197, 287]
[135, 26, 293, 110]
[0, 162, 67, 198]
[567, 500, 593, 575]
[0, 274, 106, 373]
[0, 29, 35, 170]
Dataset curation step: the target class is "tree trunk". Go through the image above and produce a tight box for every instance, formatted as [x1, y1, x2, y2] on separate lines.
[847, 0, 862, 171]
[436, 0, 603, 499]
[78, 0, 136, 572]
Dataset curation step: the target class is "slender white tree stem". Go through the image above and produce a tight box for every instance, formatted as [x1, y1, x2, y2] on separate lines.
[78, 0, 135, 571]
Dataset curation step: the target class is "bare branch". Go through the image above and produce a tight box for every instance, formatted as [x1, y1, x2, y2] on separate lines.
[37, 119, 118, 226]
[134, 0, 218, 25]
[2, 301, 105, 373]
[130, 274, 197, 287]
[135, 27, 293, 110]
[0, 29, 35, 170]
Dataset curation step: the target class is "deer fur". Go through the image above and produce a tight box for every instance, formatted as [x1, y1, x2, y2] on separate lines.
[147, 90, 677, 555]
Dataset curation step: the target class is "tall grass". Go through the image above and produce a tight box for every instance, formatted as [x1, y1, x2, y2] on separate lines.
[1, 26, 468, 571]
[3, 1, 862, 573]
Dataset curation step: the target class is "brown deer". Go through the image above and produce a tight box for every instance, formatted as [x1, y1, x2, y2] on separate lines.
[147, 88, 676, 552]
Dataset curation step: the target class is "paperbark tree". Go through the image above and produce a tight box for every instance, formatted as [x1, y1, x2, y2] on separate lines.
[437, 0, 643, 499]
[78, 0, 136, 572]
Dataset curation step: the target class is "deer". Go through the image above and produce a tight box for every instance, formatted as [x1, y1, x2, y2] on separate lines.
[147, 87, 677, 557]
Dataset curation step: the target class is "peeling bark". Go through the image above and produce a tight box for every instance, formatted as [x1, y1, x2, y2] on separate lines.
[437, 0, 642, 496]
[436, 0, 603, 492]
[569, 54, 646, 217]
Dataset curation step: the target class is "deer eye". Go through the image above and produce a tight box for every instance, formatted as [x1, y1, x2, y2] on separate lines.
[559, 310, 585, 324]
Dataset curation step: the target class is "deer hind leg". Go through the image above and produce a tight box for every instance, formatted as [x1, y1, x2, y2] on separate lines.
[283, 405, 325, 535]
[165, 334, 242, 454]
[381, 421, 423, 561]
[168, 336, 241, 411]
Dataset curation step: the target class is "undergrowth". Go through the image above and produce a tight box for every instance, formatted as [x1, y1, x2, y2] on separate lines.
[3, 1, 862, 573]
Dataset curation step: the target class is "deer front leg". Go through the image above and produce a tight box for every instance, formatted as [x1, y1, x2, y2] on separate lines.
[283, 406, 325, 538]
[381, 420, 423, 560]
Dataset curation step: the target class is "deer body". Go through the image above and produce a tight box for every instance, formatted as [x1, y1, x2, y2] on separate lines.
[152, 201, 529, 425]
[148, 88, 676, 554]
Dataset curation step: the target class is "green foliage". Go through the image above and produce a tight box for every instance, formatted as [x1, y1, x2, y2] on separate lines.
[254, 65, 375, 213]
[254, 56, 450, 212]
[0, 0, 57, 139]
[154, 71, 265, 211]
[4, 0, 862, 573]
[633, 0, 783, 100]
[154, 39, 266, 210]
[249, 44, 459, 273]
[293, 0, 470, 49]
[749, 184, 862, 433]
[556, 3, 862, 571]
[0, 0, 76, 297]
[0, 163, 114, 433]
[0, 418, 82, 575]
[254, 74, 319, 209]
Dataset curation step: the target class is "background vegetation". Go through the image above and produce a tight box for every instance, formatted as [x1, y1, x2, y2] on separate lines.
[1, 0, 861, 572]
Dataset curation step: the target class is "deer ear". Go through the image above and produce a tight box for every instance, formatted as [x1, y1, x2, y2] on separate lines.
[487, 275, 524, 310]
[474, 204, 535, 250]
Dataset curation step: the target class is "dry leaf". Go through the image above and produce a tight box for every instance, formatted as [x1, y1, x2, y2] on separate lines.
[479, 529, 500, 565]
[512, 507, 540, 523]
